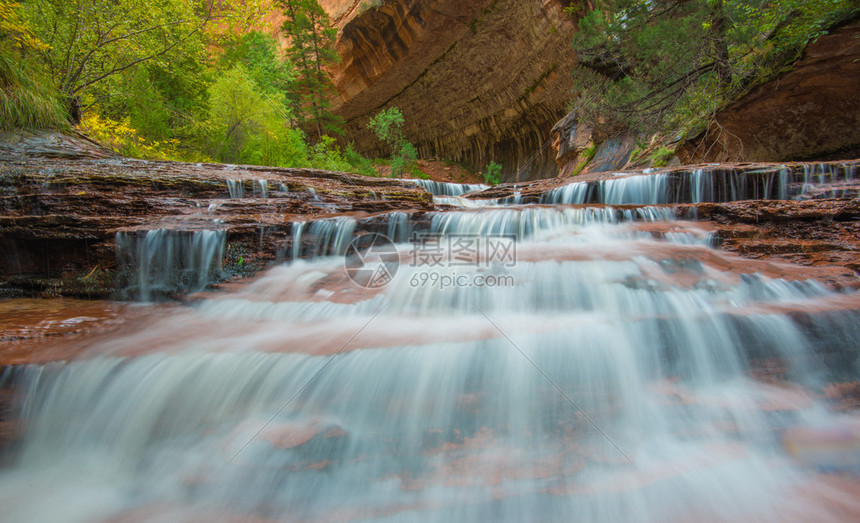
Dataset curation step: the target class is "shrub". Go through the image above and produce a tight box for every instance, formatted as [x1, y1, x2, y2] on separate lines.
[483, 161, 503, 185]
[368, 107, 417, 177]
[308, 135, 352, 171]
[344, 143, 378, 177]
[80, 113, 185, 160]
[649, 146, 675, 168]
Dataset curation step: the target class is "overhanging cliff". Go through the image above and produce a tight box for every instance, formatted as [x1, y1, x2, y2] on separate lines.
[320, 0, 580, 180]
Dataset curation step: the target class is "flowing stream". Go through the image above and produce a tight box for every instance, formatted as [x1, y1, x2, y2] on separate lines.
[1, 176, 859, 521]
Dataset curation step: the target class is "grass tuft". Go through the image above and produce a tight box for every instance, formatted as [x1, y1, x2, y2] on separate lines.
[0, 54, 69, 131]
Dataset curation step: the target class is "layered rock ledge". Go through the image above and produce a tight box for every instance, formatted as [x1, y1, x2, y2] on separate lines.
[0, 131, 433, 298]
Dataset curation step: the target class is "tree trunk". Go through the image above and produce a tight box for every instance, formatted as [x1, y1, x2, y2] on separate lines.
[710, 0, 732, 85]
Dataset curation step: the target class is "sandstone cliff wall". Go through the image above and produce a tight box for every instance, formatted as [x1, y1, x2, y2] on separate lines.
[320, 0, 579, 180]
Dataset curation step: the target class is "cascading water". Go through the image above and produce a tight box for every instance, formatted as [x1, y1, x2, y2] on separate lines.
[226, 179, 244, 199]
[288, 216, 357, 259]
[429, 206, 678, 238]
[254, 179, 269, 198]
[539, 163, 858, 205]
[2, 191, 859, 521]
[115, 229, 226, 301]
[405, 179, 489, 197]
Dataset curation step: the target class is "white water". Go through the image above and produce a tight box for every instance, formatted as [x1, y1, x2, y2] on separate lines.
[115, 229, 226, 301]
[289, 216, 357, 259]
[540, 163, 858, 205]
[403, 179, 489, 197]
[254, 179, 269, 198]
[226, 179, 244, 199]
[4, 202, 860, 520]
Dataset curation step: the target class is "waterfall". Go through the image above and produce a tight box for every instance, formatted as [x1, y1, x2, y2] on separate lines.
[115, 229, 226, 301]
[429, 206, 678, 239]
[404, 178, 489, 197]
[226, 179, 244, 199]
[537, 165, 857, 205]
[3, 187, 860, 521]
[290, 221, 305, 261]
[288, 216, 356, 259]
[385, 211, 414, 243]
[254, 179, 268, 198]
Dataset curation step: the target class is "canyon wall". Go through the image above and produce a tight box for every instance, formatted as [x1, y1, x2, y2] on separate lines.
[320, 0, 580, 180]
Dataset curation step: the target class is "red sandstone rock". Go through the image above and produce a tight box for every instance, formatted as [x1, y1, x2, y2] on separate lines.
[319, 0, 580, 179]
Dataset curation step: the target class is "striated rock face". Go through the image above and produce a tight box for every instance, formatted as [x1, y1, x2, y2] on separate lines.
[685, 198, 860, 288]
[320, 0, 579, 180]
[676, 18, 860, 164]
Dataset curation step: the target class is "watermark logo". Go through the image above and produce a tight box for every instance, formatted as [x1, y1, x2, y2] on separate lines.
[344, 233, 400, 288]
[409, 272, 516, 290]
[410, 233, 517, 268]
[344, 232, 517, 289]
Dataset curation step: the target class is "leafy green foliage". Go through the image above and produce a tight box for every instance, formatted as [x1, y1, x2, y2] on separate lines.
[570, 0, 859, 137]
[368, 107, 406, 147]
[204, 65, 306, 166]
[220, 32, 295, 98]
[123, 67, 173, 140]
[1, 0, 373, 177]
[411, 165, 430, 180]
[483, 161, 503, 185]
[308, 135, 353, 171]
[344, 143, 379, 177]
[581, 144, 597, 163]
[80, 112, 186, 160]
[1, 0, 44, 51]
[648, 145, 675, 167]
[390, 142, 417, 178]
[368, 107, 418, 177]
[20, 0, 210, 100]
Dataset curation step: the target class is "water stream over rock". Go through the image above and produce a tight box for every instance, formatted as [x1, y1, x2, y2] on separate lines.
[115, 229, 226, 301]
[1, 167, 859, 521]
[538, 163, 858, 205]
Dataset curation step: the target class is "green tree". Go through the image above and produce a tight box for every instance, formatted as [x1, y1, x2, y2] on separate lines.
[368, 107, 417, 177]
[204, 64, 306, 167]
[220, 31, 295, 97]
[277, 0, 341, 140]
[569, 0, 858, 137]
[19, 0, 211, 110]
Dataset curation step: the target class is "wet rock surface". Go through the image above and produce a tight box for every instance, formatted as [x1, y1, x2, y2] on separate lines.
[685, 199, 860, 286]
[2, 133, 859, 295]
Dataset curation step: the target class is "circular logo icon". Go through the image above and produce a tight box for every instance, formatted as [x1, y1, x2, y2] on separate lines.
[344, 233, 400, 288]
